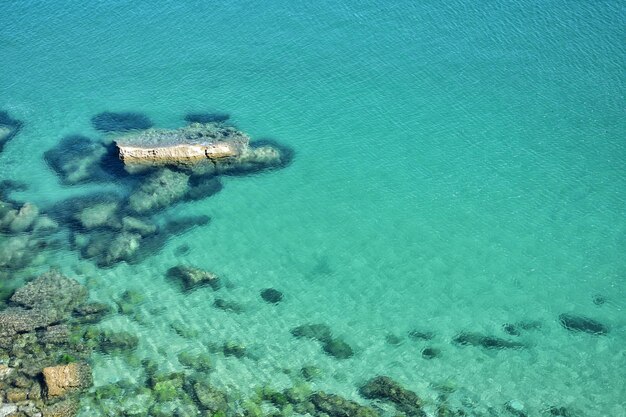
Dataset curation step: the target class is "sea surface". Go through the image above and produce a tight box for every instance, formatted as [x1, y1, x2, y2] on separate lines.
[1, 0, 625, 416]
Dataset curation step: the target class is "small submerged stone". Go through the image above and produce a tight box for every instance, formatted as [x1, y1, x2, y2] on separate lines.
[385, 334, 404, 345]
[167, 265, 221, 291]
[301, 365, 323, 381]
[452, 332, 525, 350]
[322, 338, 354, 359]
[291, 323, 354, 359]
[592, 294, 606, 306]
[213, 298, 244, 313]
[223, 341, 246, 358]
[91, 111, 153, 133]
[558, 313, 608, 335]
[421, 346, 441, 359]
[260, 288, 283, 304]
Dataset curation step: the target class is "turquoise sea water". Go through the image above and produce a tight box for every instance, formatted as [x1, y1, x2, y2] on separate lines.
[1, 0, 625, 415]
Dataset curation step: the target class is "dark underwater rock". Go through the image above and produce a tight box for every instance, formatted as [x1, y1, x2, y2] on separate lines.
[260, 288, 283, 304]
[167, 265, 221, 291]
[91, 111, 153, 133]
[322, 338, 354, 359]
[223, 341, 246, 358]
[44, 135, 111, 184]
[558, 314, 608, 335]
[213, 298, 244, 313]
[0, 110, 23, 152]
[592, 294, 606, 306]
[311, 392, 379, 417]
[385, 334, 403, 345]
[421, 346, 440, 359]
[452, 332, 525, 350]
[359, 376, 425, 417]
[184, 111, 231, 124]
[127, 168, 191, 214]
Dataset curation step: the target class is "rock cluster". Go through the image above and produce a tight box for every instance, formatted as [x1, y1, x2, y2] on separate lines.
[0, 270, 107, 417]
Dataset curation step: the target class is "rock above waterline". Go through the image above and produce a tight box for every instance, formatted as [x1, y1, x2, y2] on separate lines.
[115, 123, 288, 173]
[42, 362, 92, 397]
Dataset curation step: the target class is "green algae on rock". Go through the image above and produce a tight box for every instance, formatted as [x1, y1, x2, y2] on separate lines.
[360, 376, 425, 417]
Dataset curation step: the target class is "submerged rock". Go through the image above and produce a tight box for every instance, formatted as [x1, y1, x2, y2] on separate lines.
[115, 123, 290, 174]
[452, 332, 525, 350]
[11, 269, 88, 311]
[42, 362, 92, 397]
[311, 392, 379, 417]
[167, 265, 221, 291]
[127, 168, 190, 214]
[359, 376, 425, 417]
[260, 288, 283, 304]
[0, 110, 23, 152]
[91, 111, 153, 133]
[421, 346, 441, 359]
[322, 338, 354, 359]
[558, 314, 608, 335]
[44, 135, 110, 184]
[213, 298, 245, 313]
[73, 201, 120, 230]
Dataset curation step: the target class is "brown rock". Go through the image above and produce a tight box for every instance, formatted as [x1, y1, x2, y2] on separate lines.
[42, 398, 79, 417]
[42, 362, 92, 398]
[6, 387, 28, 402]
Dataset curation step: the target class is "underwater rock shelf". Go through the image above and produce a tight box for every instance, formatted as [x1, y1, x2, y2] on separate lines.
[115, 123, 287, 174]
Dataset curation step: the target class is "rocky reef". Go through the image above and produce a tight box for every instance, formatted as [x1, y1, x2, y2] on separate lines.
[0, 110, 22, 152]
[0, 269, 108, 417]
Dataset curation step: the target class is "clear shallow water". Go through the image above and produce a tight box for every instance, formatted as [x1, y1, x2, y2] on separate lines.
[1, 0, 625, 416]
